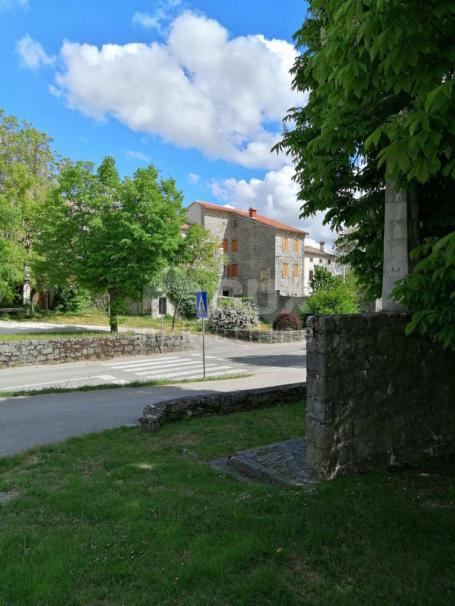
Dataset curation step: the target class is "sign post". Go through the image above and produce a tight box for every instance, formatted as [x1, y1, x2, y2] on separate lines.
[195, 291, 208, 380]
[159, 297, 167, 353]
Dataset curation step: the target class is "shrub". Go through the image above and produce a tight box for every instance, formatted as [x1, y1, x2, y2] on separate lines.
[53, 284, 92, 313]
[273, 311, 302, 331]
[304, 282, 359, 315]
[209, 298, 259, 330]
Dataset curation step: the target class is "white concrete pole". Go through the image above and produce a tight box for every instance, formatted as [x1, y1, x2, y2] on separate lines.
[381, 177, 408, 311]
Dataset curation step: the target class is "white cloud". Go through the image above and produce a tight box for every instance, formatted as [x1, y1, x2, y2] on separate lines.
[211, 165, 336, 245]
[125, 149, 151, 163]
[0, 0, 28, 10]
[17, 35, 55, 70]
[132, 0, 181, 35]
[188, 172, 200, 184]
[52, 11, 303, 169]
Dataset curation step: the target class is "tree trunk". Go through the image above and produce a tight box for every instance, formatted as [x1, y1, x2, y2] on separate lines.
[108, 288, 119, 333]
[171, 265, 195, 332]
[381, 176, 409, 311]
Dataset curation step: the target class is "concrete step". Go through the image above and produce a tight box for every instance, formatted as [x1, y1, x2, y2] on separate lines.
[212, 437, 317, 488]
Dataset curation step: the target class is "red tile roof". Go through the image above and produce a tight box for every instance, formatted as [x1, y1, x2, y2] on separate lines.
[190, 201, 308, 236]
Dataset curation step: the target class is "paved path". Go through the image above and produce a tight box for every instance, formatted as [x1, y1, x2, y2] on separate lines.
[0, 368, 305, 457]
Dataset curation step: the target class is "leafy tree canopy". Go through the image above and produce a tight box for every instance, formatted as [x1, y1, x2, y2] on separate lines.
[0, 109, 55, 302]
[276, 0, 455, 347]
[35, 156, 185, 331]
[163, 224, 221, 326]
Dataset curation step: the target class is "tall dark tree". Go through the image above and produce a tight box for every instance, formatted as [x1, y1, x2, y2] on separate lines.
[275, 0, 455, 348]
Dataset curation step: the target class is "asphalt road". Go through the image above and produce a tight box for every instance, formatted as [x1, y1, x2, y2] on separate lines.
[0, 334, 306, 392]
[0, 335, 306, 456]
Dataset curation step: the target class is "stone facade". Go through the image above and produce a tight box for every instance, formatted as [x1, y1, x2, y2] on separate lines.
[186, 202, 307, 317]
[140, 383, 306, 432]
[0, 333, 192, 368]
[305, 313, 455, 479]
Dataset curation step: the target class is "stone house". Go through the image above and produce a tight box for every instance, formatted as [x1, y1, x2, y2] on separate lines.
[187, 201, 314, 319]
[303, 242, 338, 295]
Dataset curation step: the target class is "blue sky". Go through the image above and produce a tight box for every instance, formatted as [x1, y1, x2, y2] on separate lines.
[0, 0, 332, 244]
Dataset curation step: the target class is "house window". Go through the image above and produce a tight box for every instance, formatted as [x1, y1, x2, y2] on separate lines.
[319, 258, 323, 263]
[328, 260, 331, 265]
[231, 264, 239, 278]
[293, 264, 300, 278]
[282, 263, 289, 278]
[310, 257, 313, 262]
[309, 269, 314, 281]
[293, 239, 299, 253]
[222, 239, 228, 252]
[282, 237, 289, 252]
[231, 239, 239, 252]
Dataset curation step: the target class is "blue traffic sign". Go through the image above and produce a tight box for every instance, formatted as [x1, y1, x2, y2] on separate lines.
[195, 291, 208, 319]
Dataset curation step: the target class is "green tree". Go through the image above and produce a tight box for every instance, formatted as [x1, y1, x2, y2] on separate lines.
[310, 265, 339, 293]
[163, 224, 221, 329]
[275, 0, 455, 347]
[0, 109, 55, 303]
[304, 267, 359, 316]
[35, 157, 185, 331]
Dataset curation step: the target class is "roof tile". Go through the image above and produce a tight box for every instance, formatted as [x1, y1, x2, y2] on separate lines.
[191, 201, 308, 236]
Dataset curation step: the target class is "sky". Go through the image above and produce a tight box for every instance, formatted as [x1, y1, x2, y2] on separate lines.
[0, 0, 334, 245]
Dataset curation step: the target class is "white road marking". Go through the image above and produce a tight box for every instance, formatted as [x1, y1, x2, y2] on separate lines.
[1, 375, 118, 391]
[106, 357, 182, 368]
[116, 359, 212, 373]
[134, 364, 234, 378]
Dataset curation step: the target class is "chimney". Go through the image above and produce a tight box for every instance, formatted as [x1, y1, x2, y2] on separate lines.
[248, 207, 257, 218]
[319, 241, 325, 252]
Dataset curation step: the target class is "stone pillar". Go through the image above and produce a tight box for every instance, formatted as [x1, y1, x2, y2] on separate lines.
[381, 179, 408, 311]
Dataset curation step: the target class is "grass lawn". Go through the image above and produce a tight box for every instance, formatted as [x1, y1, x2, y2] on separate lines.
[10, 310, 202, 333]
[1, 310, 273, 333]
[0, 402, 454, 606]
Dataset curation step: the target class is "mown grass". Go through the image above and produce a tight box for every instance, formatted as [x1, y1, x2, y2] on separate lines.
[0, 402, 454, 606]
[10, 310, 202, 333]
[1, 310, 273, 333]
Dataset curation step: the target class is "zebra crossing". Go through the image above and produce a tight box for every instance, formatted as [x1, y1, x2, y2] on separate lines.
[102, 354, 242, 381]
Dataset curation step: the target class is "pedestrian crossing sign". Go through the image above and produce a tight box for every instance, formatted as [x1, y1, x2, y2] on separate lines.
[196, 291, 208, 319]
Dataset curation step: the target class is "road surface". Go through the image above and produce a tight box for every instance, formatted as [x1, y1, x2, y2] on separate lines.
[0, 334, 306, 392]
[0, 334, 306, 456]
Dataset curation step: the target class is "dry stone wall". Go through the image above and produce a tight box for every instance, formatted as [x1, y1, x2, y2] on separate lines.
[140, 383, 306, 432]
[0, 333, 192, 368]
[306, 313, 455, 479]
[211, 328, 307, 343]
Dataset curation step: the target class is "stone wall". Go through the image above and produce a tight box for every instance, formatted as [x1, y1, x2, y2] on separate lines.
[306, 313, 455, 479]
[0, 333, 192, 368]
[211, 328, 307, 343]
[140, 382, 306, 432]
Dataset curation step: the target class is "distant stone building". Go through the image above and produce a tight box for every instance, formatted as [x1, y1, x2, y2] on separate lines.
[186, 201, 337, 319]
[303, 242, 337, 295]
